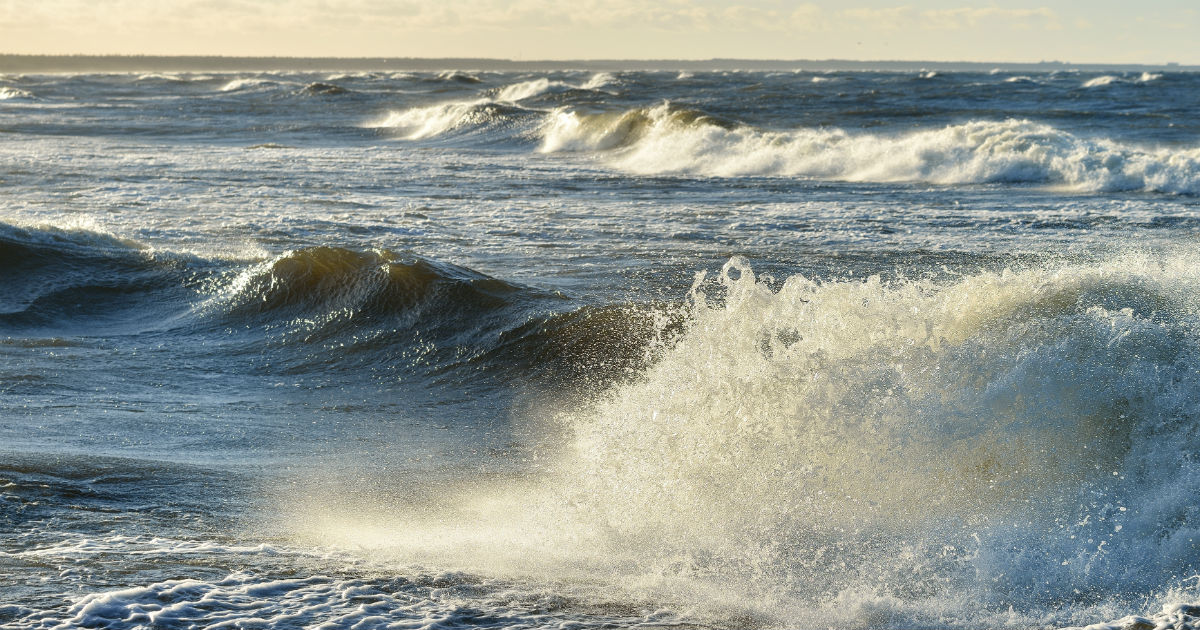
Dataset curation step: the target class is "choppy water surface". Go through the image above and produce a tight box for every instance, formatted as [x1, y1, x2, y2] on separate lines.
[4, 67, 1200, 629]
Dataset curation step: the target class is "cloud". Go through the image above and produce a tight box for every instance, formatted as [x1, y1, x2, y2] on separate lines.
[920, 7, 1059, 30]
[0, 0, 834, 35]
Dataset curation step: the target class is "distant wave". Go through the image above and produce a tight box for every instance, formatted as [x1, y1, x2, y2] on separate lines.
[0, 86, 35, 100]
[370, 100, 538, 140]
[219, 77, 280, 92]
[538, 103, 737, 153]
[1082, 75, 1121, 88]
[377, 96, 1200, 193]
[371, 73, 618, 138]
[433, 71, 482, 84]
[580, 72, 617, 90]
[323, 71, 381, 81]
[1080, 71, 1163, 89]
[135, 73, 188, 83]
[298, 82, 349, 96]
[538, 107, 1200, 193]
[493, 78, 575, 102]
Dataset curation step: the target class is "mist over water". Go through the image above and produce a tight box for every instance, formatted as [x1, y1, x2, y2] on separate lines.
[4, 68, 1200, 629]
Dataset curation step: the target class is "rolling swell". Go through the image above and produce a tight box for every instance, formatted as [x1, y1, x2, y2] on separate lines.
[202, 247, 675, 389]
[0, 223, 202, 332]
[0, 225, 675, 391]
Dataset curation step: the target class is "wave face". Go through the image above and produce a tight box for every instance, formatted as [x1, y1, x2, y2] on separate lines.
[0, 223, 668, 391]
[302, 255, 1200, 627]
[0, 223, 198, 332]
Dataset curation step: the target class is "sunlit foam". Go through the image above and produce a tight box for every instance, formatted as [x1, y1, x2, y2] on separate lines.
[283, 252, 1200, 628]
[538, 110, 1200, 193]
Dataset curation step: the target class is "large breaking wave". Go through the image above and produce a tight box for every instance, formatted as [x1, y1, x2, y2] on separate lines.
[292, 252, 1200, 628]
[374, 85, 1200, 193]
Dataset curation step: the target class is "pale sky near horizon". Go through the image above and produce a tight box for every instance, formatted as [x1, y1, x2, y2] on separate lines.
[1, 0, 1197, 64]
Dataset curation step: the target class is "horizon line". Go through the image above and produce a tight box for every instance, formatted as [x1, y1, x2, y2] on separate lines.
[2, 54, 1196, 73]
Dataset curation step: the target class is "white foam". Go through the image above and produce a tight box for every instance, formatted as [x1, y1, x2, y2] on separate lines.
[218, 77, 275, 92]
[581, 72, 617, 90]
[15, 533, 286, 559]
[370, 100, 491, 139]
[19, 571, 683, 630]
[0, 86, 35, 100]
[1138, 72, 1164, 83]
[539, 107, 1200, 193]
[136, 73, 184, 82]
[436, 70, 482, 83]
[1083, 75, 1121, 88]
[287, 252, 1200, 628]
[495, 78, 572, 102]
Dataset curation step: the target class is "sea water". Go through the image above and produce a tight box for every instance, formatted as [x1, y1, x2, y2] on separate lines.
[3, 67, 1200, 629]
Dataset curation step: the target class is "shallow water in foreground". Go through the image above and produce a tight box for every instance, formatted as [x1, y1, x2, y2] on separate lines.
[4, 68, 1200, 629]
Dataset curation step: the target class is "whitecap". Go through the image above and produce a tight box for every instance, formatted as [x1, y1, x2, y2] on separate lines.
[538, 110, 1200, 194]
[0, 86, 34, 100]
[1082, 75, 1121, 88]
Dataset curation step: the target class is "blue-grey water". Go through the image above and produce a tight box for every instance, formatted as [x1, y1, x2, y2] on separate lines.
[4, 67, 1200, 629]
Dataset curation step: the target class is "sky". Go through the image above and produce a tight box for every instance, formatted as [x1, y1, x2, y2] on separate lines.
[1, 0, 1197, 64]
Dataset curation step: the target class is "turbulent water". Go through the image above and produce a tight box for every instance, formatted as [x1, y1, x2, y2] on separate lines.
[4, 67, 1200, 629]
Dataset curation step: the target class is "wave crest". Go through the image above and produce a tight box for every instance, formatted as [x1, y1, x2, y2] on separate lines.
[0, 86, 35, 100]
[539, 102, 737, 153]
[541, 114, 1200, 193]
[209, 247, 519, 325]
[371, 100, 534, 140]
[298, 253, 1200, 627]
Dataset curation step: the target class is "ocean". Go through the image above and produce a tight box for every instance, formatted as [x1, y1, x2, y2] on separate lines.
[3, 66, 1200, 629]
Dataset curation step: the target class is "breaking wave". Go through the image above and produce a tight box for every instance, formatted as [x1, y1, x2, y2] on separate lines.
[581, 72, 617, 90]
[538, 102, 737, 153]
[218, 77, 280, 92]
[298, 253, 1200, 628]
[378, 94, 1200, 193]
[1083, 73, 1161, 88]
[433, 71, 482, 84]
[539, 108, 1200, 193]
[0, 86, 35, 100]
[1083, 75, 1121, 88]
[370, 100, 537, 140]
[494, 78, 575, 102]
